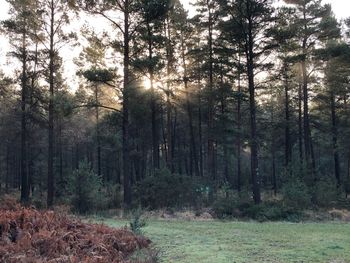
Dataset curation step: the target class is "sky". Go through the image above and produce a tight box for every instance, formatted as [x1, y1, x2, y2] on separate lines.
[0, 0, 349, 88]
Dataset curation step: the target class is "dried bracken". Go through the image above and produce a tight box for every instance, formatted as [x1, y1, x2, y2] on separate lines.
[0, 206, 151, 263]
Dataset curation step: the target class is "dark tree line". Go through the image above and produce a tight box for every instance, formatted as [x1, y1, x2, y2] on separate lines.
[1, 0, 350, 208]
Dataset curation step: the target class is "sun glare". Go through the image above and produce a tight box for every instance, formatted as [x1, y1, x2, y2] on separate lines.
[143, 78, 152, 90]
[142, 78, 164, 90]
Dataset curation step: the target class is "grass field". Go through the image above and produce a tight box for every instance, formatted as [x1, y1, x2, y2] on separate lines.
[100, 219, 350, 263]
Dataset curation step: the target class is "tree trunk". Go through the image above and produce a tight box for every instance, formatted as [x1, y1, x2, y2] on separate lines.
[298, 81, 303, 163]
[283, 63, 291, 168]
[20, 25, 29, 204]
[123, 0, 132, 206]
[147, 23, 159, 171]
[330, 91, 341, 187]
[95, 84, 101, 177]
[246, 6, 261, 204]
[197, 55, 204, 178]
[207, 1, 215, 180]
[47, 0, 55, 208]
[181, 31, 200, 177]
[6, 145, 9, 191]
[271, 109, 277, 195]
[236, 55, 242, 192]
[165, 15, 173, 172]
[302, 7, 316, 179]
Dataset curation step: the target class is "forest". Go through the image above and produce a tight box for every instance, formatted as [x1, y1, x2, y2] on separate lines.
[1, 0, 350, 262]
[1, 0, 350, 212]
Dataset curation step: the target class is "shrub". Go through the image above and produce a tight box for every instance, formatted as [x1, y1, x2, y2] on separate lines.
[129, 209, 147, 236]
[311, 178, 340, 207]
[243, 202, 302, 222]
[71, 160, 102, 214]
[212, 195, 302, 222]
[212, 196, 239, 219]
[282, 179, 311, 209]
[135, 168, 205, 209]
[99, 184, 122, 210]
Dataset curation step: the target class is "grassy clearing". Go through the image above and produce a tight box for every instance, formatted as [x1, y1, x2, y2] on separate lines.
[100, 219, 350, 263]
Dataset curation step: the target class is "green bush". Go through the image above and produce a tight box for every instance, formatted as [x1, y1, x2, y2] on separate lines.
[71, 160, 102, 214]
[135, 168, 206, 209]
[212, 196, 240, 219]
[99, 184, 122, 209]
[212, 195, 302, 222]
[243, 202, 302, 222]
[311, 179, 340, 207]
[129, 209, 147, 236]
[282, 179, 311, 209]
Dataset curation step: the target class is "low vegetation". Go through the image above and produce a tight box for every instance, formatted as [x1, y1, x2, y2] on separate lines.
[0, 200, 153, 263]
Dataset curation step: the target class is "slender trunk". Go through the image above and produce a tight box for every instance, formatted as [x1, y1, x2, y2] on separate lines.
[181, 31, 200, 177]
[20, 24, 29, 204]
[123, 1, 132, 206]
[330, 91, 341, 187]
[47, 0, 55, 208]
[302, 6, 316, 179]
[219, 64, 229, 183]
[147, 23, 159, 171]
[207, 0, 215, 180]
[197, 56, 204, 177]
[246, 5, 261, 204]
[165, 16, 173, 172]
[348, 154, 350, 181]
[6, 145, 9, 191]
[298, 81, 303, 163]
[172, 108, 177, 170]
[59, 117, 63, 190]
[272, 147, 277, 196]
[222, 101, 229, 183]
[284, 63, 291, 168]
[271, 109, 277, 195]
[95, 84, 101, 177]
[237, 54, 242, 192]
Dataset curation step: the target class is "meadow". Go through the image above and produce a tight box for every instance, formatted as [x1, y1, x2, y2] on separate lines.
[103, 219, 350, 263]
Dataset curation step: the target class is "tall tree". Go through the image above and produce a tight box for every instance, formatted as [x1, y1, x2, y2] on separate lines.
[283, 0, 339, 179]
[134, 0, 170, 171]
[2, 0, 38, 203]
[195, 0, 218, 179]
[219, 0, 276, 204]
[37, 0, 76, 207]
[81, 0, 143, 206]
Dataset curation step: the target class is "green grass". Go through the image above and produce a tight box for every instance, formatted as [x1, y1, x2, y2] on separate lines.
[101, 219, 350, 263]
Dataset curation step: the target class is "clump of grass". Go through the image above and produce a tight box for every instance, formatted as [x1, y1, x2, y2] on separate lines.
[130, 208, 147, 235]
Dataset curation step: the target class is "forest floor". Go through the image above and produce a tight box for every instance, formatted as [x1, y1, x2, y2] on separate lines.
[97, 218, 350, 263]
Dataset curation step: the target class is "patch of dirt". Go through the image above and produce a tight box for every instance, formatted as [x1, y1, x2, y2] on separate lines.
[304, 209, 350, 222]
[0, 206, 152, 262]
[328, 209, 350, 221]
[141, 209, 214, 221]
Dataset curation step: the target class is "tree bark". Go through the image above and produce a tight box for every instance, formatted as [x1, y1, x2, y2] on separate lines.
[236, 55, 242, 192]
[47, 0, 55, 208]
[123, 0, 132, 206]
[20, 23, 29, 204]
[165, 15, 173, 172]
[246, 3, 261, 204]
[298, 81, 303, 163]
[283, 63, 291, 168]
[181, 31, 200, 177]
[330, 91, 341, 187]
[207, 0, 215, 180]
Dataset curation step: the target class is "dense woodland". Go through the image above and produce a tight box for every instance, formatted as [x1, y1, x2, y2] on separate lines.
[0, 0, 350, 214]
